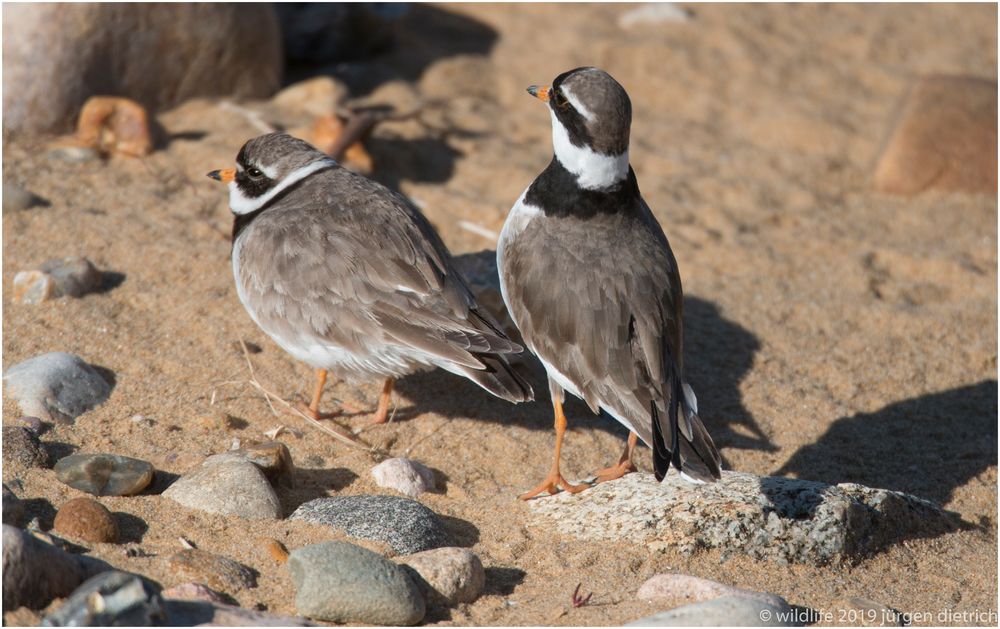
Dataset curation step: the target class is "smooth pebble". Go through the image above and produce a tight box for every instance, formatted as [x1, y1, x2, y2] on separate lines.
[54, 453, 153, 496]
[372, 457, 437, 498]
[288, 541, 425, 625]
[637, 573, 789, 610]
[397, 546, 485, 606]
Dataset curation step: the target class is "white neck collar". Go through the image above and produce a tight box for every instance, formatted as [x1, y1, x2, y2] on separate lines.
[550, 109, 629, 190]
[229, 158, 336, 215]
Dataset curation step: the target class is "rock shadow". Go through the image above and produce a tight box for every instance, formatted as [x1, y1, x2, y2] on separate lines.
[279, 466, 359, 515]
[438, 514, 479, 547]
[483, 566, 527, 596]
[115, 511, 149, 544]
[774, 380, 998, 505]
[282, 4, 498, 95]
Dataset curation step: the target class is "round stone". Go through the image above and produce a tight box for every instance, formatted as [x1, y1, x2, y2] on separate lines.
[54, 453, 153, 496]
[397, 547, 485, 607]
[53, 497, 119, 544]
[288, 541, 424, 625]
[371, 458, 437, 498]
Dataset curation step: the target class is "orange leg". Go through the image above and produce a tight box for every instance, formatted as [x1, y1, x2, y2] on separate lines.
[519, 397, 588, 500]
[292, 369, 343, 420]
[369, 378, 395, 424]
[594, 431, 639, 483]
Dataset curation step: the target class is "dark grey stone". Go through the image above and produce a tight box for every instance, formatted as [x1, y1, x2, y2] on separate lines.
[41, 571, 165, 626]
[38, 256, 103, 297]
[3, 352, 113, 423]
[290, 495, 451, 554]
[288, 541, 424, 625]
[2, 426, 49, 474]
[54, 453, 154, 496]
[163, 600, 317, 626]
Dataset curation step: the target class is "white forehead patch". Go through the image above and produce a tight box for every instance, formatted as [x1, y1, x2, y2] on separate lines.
[229, 158, 336, 215]
[549, 109, 629, 190]
[560, 84, 595, 122]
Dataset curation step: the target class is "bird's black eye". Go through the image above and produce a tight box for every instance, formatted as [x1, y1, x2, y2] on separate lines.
[247, 167, 264, 179]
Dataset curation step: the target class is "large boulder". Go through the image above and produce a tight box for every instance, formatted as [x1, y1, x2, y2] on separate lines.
[2, 4, 282, 135]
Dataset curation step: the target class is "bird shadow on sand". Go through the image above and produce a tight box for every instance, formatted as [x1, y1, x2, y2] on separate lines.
[774, 380, 998, 507]
[394, 293, 776, 463]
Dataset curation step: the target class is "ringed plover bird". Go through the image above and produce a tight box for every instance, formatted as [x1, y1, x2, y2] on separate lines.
[209, 133, 532, 422]
[497, 67, 722, 499]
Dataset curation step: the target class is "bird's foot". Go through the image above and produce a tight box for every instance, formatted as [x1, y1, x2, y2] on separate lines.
[518, 471, 589, 500]
[592, 459, 637, 484]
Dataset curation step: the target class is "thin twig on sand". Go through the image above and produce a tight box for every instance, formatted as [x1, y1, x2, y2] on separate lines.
[236, 341, 372, 452]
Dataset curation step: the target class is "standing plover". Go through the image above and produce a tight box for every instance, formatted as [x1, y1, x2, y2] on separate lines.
[497, 67, 721, 498]
[209, 133, 532, 422]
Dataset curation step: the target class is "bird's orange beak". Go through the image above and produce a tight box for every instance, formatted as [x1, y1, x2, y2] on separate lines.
[527, 85, 550, 102]
[207, 169, 236, 183]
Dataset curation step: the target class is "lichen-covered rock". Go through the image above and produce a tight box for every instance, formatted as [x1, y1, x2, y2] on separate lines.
[527, 472, 957, 565]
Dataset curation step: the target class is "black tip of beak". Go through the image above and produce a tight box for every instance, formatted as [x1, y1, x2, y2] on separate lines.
[207, 170, 222, 181]
[526, 85, 540, 97]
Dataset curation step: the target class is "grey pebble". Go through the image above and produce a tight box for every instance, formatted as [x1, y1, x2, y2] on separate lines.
[3, 485, 25, 527]
[41, 570, 165, 626]
[3, 352, 113, 423]
[290, 495, 451, 555]
[54, 453, 153, 496]
[288, 541, 424, 625]
[12, 257, 103, 304]
[2, 524, 85, 612]
[46, 144, 101, 163]
[162, 455, 281, 520]
[2, 425, 49, 475]
[626, 595, 798, 627]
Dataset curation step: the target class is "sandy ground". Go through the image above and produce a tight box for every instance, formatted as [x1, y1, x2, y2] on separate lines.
[3, 3, 997, 626]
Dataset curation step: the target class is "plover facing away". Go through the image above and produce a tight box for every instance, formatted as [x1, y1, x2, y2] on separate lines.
[497, 67, 722, 499]
[209, 133, 532, 423]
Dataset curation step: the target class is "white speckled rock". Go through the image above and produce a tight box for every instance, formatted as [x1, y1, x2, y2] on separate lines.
[397, 547, 485, 607]
[527, 471, 956, 565]
[627, 595, 797, 627]
[637, 574, 789, 612]
[3, 352, 112, 423]
[163, 457, 280, 520]
[288, 541, 425, 625]
[372, 458, 436, 498]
